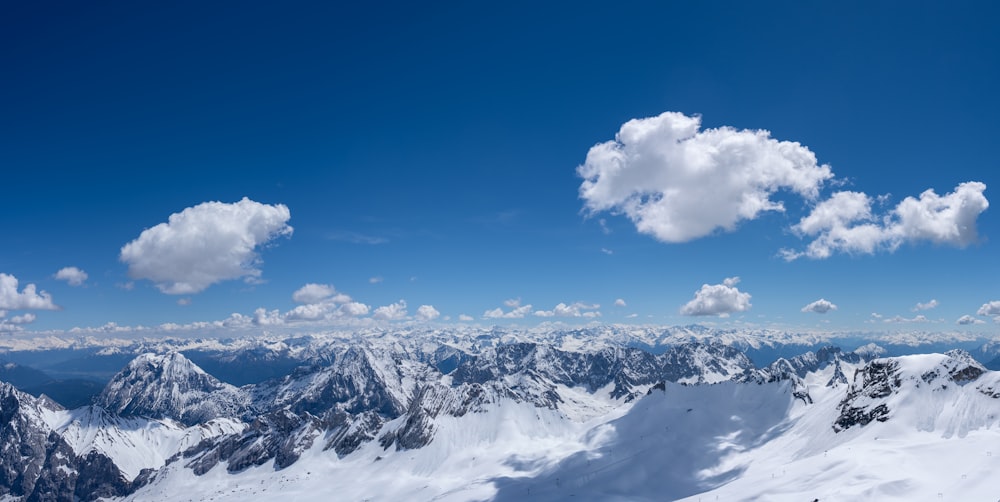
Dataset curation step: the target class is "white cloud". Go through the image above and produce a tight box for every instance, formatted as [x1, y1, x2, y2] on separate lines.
[119, 198, 292, 294]
[534, 302, 601, 318]
[177, 298, 191, 306]
[282, 303, 328, 321]
[614, 298, 627, 307]
[0, 322, 21, 333]
[243, 276, 267, 286]
[680, 277, 751, 317]
[957, 315, 986, 325]
[291, 283, 352, 304]
[783, 182, 989, 260]
[458, 314, 474, 322]
[894, 182, 988, 245]
[483, 303, 533, 319]
[884, 314, 930, 324]
[625, 313, 638, 319]
[871, 312, 883, 319]
[284, 283, 366, 322]
[415, 304, 440, 322]
[54, 267, 88, 286]
[252, 307, 284, 326]
[339, 302, 370, 317]
[801, 299, 837, 314]
[9, 313, 36, 324]
[0, 273, 58, 310]
[978, 301, 1000, 317]
[503, 298, 522, 308]
[369, 276, 383, 284]
[600, 248, 614, 255]
[373, 300, 408, 321]
[280, 301, 370, 322]
[912, 299, 939, 312]
[327, 231, 388, 245]
[578, 112, 832, 243]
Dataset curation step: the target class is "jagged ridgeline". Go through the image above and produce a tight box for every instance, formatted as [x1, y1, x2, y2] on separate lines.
[0, 333, 998, 501]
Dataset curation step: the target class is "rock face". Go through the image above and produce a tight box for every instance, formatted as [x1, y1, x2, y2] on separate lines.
[833, 359, 900, 432]
[0, 381, 129, 501]
[762, 345, 882, 405]
[832, 350, 992, 433]
[96, 352, 250, 426]
[451, 341, 760, 401]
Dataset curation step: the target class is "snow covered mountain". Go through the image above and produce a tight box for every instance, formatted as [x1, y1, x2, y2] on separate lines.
[96, 352, 251, 426]
[2, 332, 1000, 501]
[0, 382, 131, 500]
[3, 324, 997, 386]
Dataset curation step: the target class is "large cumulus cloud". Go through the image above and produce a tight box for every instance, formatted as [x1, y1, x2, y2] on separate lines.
[578, 112, 989, 260]
[120, 198, 292, 294]
[578, 112, 832, 243]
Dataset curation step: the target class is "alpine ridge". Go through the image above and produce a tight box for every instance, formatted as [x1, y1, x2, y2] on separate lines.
[0, 331, 998, 501]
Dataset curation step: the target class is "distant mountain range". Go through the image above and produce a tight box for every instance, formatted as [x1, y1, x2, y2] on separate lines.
[0, 326, 999, 500]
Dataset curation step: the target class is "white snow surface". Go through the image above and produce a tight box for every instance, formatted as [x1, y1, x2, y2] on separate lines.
[123, 352, 1000, 502]
[43, 406, 245, 481]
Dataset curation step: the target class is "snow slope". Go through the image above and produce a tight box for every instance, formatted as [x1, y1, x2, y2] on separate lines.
[46, 406, 244, 481]
[125, 351, 1000, 502]
[676, 353, 1000, 501]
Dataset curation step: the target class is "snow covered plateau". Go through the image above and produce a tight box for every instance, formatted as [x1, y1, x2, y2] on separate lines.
[1, 326, 999, 501]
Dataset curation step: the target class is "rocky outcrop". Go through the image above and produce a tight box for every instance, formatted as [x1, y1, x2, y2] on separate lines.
[0, 382, 129, 501]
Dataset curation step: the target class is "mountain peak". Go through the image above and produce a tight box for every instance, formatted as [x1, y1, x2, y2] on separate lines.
[96, 352, 249, 426]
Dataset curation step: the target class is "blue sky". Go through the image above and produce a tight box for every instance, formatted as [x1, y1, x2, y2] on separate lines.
[2, 1, 999, 335]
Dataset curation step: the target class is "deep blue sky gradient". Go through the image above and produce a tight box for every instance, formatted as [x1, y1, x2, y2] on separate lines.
[2, 1, 998, 331]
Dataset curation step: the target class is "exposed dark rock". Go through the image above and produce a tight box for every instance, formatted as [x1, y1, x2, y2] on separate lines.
[833, 360, 900, 432]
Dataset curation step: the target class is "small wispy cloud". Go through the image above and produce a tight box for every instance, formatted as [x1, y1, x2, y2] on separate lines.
[54, 267, 88, 286]
[483, 299, 533, 319]
[957, 315, 985, 325]
[598, 218, 611, 235]
[327, 231, 389, 245]
[534, 302, 601, 318]
[883, 314, 934, 324]
[415, 305, 440, 322]
[801, 299, 837, 314]
[372, 300, 407, 320]
[912, 299, 939, 312]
